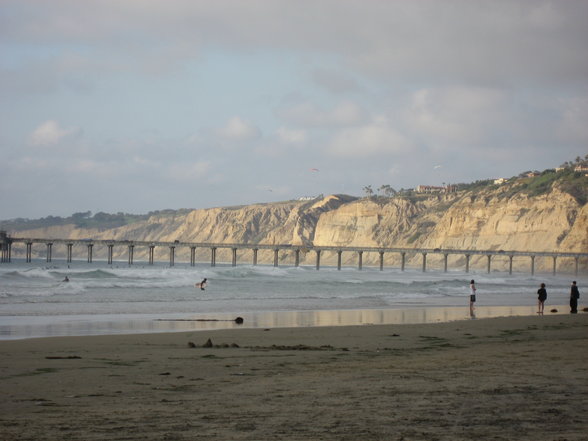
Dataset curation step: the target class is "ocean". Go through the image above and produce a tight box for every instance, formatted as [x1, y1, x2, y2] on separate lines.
[1, 259, 584, 339]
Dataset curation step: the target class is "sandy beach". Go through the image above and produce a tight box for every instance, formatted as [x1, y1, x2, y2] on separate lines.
[1, 313, 587, 441]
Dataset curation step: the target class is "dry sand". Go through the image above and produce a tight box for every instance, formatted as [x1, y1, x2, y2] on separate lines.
[1, 313, 587, 441]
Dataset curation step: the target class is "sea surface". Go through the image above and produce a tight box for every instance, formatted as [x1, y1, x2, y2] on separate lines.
[0, 259, 584, 339]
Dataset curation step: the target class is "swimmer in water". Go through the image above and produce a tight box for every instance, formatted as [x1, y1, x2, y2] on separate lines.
[195, 278, 207, 290]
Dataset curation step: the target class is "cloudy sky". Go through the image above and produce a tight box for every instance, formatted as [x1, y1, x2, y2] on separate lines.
[1, 0, 587, 219]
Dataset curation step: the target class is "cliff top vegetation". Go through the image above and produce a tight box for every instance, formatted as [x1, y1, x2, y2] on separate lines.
[368, 156, 588, 205]
[2, 157, 587, 232]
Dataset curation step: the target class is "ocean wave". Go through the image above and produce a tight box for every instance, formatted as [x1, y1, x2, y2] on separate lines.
[2, 260, 586, 321]
[60, 269, 119, 279]
[0, 267, 56, 280]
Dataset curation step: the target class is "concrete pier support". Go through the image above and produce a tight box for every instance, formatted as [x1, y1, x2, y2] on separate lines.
[0, 239, 12, 263]
[149, 246, 155, 265]
[169, 246, 175, 267]
[190, 247, 196, 266]
[127, 245, 134, 265]
[107, 245, 114, 264]
[4, 236, 586, 275]
[26, 242, 32, 263]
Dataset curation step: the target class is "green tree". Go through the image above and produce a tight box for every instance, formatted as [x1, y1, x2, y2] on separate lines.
[363, 185, 374, 198]
[378, 184, 397, 197]
[72, 211, 92, 220]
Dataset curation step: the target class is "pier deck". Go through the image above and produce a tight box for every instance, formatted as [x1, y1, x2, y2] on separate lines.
[1, 234, 586, 275]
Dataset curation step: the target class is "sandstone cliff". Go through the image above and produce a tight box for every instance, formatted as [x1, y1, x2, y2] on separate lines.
[5, 180, 588, 272]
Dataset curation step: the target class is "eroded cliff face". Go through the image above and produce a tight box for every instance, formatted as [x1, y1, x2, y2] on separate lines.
[424, 186, 583, 251]
[313, 198, 419, 247]
[7, 188, 587, 272]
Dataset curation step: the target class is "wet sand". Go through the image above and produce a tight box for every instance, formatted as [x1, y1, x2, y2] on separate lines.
[1, 305, 574, 340]
[1, 313, 587, 440]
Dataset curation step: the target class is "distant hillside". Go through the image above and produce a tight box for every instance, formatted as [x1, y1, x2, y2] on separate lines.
[2, 161, 587, 273]
[0, 209, 193, 232]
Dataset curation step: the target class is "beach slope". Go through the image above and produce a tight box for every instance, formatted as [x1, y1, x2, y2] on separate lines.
[1, 314, 587, 440]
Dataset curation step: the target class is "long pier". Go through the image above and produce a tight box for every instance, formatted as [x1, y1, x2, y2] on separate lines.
[1, 234, 586, 275]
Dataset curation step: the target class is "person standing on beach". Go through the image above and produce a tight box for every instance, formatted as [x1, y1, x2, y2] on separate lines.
[570, 281, 580, 313]
[537, 283, 547, 314]
[469, 280, 476, 316]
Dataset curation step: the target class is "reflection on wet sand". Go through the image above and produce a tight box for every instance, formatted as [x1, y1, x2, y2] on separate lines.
[0, 305, 572, 340]
[244, 305, 568, 328]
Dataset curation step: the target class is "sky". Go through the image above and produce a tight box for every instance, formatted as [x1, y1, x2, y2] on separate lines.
[1, 0, 587, 219]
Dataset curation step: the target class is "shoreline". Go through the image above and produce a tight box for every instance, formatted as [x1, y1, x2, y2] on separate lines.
[0, 303, 579, 341]
[1, 314, 587, 440]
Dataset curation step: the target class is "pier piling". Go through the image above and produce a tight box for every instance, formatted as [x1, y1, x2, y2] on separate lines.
[1, 235, 585, 275]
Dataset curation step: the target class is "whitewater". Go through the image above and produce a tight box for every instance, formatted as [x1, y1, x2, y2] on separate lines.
[1, 259, 584, 339]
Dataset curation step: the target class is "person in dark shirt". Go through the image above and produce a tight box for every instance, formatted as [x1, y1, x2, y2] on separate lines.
[537, 283, 547, 314]
[570, 281, 580, 314]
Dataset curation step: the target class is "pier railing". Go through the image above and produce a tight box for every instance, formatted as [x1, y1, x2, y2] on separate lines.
[1, 235, 586, 276]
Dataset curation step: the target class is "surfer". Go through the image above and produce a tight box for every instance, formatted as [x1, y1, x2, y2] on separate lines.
[195, 278, 207, 291]
[63, 276, 70, 282]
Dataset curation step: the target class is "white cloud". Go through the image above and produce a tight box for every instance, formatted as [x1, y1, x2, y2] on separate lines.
[404, 86, 509, 149]
[327, 117, 413, 157]
[216, 117, 260, 141]
[311, 68, 360, 94]
[65, 159, 123, 178]
[278, 101, 365, 127]
[11, 156, 54, 171]
[2, 1, 587, 218]
[4, 1, 588, 86]
[28, 120, 79, 147]
[165, 161, 211, 181]
[343, 2, 588, 85]
[276, 127, 306, 145]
